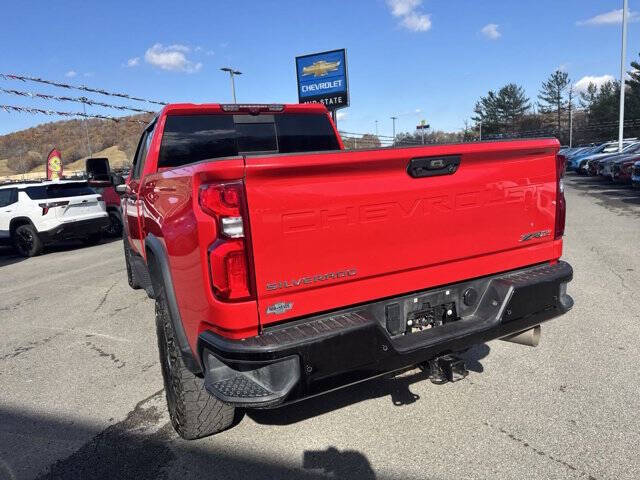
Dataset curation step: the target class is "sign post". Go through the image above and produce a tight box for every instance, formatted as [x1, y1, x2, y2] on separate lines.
[416, 120, 430, 144]
[296, 49, 349, 124]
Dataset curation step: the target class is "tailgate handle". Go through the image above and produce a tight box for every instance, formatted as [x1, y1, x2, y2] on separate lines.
[407, 155, 461, 178]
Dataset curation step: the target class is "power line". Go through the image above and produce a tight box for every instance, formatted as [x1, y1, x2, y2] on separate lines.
[0, 73, 167, 106]
[0, 87, 156, 114]
[0, 103, 151, 123]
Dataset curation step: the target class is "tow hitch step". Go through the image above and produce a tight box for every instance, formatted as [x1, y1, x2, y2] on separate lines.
[425, 355, 468, 384]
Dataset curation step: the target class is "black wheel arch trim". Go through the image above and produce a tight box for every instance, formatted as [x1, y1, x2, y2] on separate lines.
[9, 216, 36, 235]
[145, 233, 202, 375]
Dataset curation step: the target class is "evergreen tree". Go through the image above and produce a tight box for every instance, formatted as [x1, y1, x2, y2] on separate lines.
[538, 70, 571, 132]
[472, 84, 530, 135]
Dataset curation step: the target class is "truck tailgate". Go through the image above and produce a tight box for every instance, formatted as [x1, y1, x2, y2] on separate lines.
[244, 139, 561, 326]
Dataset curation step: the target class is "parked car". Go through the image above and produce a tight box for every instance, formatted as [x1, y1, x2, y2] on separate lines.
[574, 141, 637, 175]
[632, 161, 640, 188]
[115, 102, 573, 440]
[566, 145, 600, 171]
[612, 157, 639, 184]
[0, 180, 108, 256]
[598, 143, 640, 179]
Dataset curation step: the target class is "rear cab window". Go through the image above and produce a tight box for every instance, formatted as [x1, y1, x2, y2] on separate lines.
[158, 113, 340, 168]
[25, 183, 96, 200]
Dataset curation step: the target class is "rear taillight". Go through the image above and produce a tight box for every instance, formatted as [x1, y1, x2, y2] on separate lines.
[554, 154, 566, 240]
[38, 200, 69, 216]
[199, 181, 254, 301]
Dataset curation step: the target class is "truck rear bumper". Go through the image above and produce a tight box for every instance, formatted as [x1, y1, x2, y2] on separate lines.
[198, 261, 573, 408]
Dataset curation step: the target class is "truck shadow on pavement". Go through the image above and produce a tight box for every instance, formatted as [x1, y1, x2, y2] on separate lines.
[0, 395, 380, 480]
[249, 343, 490, 426]
[0, 349, 489, 480]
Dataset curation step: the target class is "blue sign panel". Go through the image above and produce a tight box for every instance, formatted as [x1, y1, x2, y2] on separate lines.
[295, 49, 348, 110]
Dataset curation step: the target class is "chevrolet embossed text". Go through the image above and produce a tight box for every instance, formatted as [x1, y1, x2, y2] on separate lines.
[267, 269, 357, 291]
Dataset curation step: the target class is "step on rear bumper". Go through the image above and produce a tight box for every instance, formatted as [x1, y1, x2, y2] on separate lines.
[198, 261, 573, 408]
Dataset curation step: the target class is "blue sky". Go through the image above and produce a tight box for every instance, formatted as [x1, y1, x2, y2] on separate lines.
[0, 0, 638, 136]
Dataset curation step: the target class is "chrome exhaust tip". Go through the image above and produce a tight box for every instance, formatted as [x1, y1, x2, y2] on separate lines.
[500, 325, 540, 347]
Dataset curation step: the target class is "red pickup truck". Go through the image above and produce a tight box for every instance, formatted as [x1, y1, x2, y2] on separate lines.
[116, 103, 573, 439]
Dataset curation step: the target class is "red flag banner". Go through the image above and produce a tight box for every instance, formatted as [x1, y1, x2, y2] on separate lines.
[46, 148, 63, 180]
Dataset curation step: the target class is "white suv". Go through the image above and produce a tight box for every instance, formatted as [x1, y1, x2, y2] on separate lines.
[0, 180, 109, 257]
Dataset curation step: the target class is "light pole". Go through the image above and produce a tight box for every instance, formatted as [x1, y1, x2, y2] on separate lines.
[391, 116, 397, 144]
[375, 120, 379, 136]
[618, 0, 629, 152]
[568, 85, 574, 148]
[220, 67, 242, 103]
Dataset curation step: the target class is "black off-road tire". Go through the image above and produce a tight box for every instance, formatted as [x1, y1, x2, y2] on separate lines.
[123, 239, 141, 289]
[155, 285, 235, 439]
[13, 224, 43, 257]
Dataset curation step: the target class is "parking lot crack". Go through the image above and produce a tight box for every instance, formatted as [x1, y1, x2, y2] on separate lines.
[0, 332, 64, 361]
[483, 421, 597, 479]
[94, 281, 118, 312]
[84, 341, 126, 369]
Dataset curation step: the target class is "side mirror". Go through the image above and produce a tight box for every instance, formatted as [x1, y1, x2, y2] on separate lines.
[86, 157, 111, 182]
[115, 184, 127, 195]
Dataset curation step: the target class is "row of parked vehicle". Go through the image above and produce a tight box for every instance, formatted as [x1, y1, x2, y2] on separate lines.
[0, 160, 126, 257]
[562, 140, 640, 188]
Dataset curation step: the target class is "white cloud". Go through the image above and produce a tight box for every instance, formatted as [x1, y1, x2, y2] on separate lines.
[65, 70, 77, 78]
[144, 43, 202, 73]
[388, 0, 421, 17]
[336, 111, 348, 121]
[574, 74, 616, 92]
[83, 72, 94, 77]
[126, 57, 140, 67]
[386, 0, 432, 32]
[481, 23, 501, 39]
[577, 9, 639, 26]
[402, 12, 432, 32]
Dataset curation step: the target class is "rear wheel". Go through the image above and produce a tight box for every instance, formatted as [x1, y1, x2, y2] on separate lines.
[123, 239, 141, 289]
[13, 224, 43, 257]
[104, 210, 123, 238]
[155, 285, 235, 439]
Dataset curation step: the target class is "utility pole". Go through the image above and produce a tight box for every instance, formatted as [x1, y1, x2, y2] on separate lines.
[568, 85, 574, 148]
[479, 121, 482, 141]
[391, 116, 397, 145]
[375, 120, 379, 136]
[220, 67, 242, 103]
[81, 98, 92, 158]
[618, 0, 629, 152]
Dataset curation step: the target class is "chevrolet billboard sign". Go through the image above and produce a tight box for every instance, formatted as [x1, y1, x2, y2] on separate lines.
[296, 49, 349, 110]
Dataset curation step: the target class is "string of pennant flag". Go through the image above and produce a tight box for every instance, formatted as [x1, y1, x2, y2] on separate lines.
[0, 87, 156, 114]
[0, 104, 152, 124]
[0, 73, 167, 106]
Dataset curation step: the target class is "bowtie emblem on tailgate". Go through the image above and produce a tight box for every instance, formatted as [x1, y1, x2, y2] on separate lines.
[266, 302, 293, 315]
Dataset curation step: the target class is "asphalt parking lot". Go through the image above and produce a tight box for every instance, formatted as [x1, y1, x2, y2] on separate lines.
[1, 175, 639, 480]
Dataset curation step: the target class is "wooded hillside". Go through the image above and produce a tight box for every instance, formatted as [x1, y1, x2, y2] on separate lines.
[0, 114, 153, 176]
